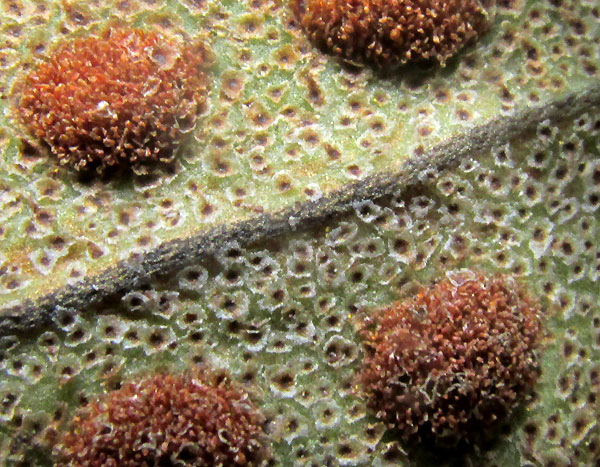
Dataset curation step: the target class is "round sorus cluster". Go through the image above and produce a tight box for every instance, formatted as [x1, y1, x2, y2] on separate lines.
[359, 271, 542, 446]
[291, 0, 492, 67]
[56, 372, 266, 466]
[19, 28, 209, 172]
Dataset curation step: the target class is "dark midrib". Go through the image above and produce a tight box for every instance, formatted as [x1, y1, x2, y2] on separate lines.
[1, 85, 599, 336]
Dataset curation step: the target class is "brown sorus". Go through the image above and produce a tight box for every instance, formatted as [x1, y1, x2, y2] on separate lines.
[359, 271, 542, 445]
[292, 0, 492, 67]
[56, 371, 266, 466]
[19, 28, 209, 172]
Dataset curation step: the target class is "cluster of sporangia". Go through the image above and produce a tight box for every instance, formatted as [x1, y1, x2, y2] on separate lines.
[292, 0, 491, 66]
[56, 372, 266, 466]
[19, 28, 208, 172]
[359, 272, 542, 445]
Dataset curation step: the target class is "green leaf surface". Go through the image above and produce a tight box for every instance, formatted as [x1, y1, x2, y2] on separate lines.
[0, 0, 597, 305]
[0, 0, 599, 466]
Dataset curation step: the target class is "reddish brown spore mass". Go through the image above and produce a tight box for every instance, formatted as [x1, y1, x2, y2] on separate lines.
[57, 372, 266, 466]
[19, 28, 208, 171]
[359, 272, 542, 445]
[292, 0, 491, 66]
